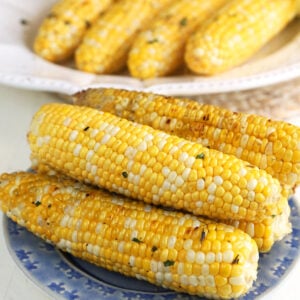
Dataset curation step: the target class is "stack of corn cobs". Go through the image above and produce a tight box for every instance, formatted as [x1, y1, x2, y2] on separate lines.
[33, 0, 300, 78]
[1, 87, 300, 299]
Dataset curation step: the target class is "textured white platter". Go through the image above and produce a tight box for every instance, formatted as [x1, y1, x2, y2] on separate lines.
[0, 0, 300, 96]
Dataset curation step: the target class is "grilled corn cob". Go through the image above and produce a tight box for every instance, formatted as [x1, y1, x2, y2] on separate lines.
[34, 162, 292, 253]
[127, 0, 227, 79]
[0, 171, 259, 299]
[33, 0, 115, 62]
[185, 0, 298, 74]
[28, 103, 285, 223]
[75, 0, 172, 74]
[73, 88, 300, 188]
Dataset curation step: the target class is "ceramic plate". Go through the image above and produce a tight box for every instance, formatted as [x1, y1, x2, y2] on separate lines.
[0, 0, 300, 96]
[3, 198, 300, 300]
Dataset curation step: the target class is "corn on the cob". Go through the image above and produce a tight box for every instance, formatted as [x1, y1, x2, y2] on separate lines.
[73, 88, 300, 188]
[127, 0, 227, 79]
[75, 0, 172, 74]
[185, 0, 298, 75]
[34, 162, 292, 253]
[28, 102, 285, 223]
[0, 171, 259, 299]
[33, 0, 115, 62]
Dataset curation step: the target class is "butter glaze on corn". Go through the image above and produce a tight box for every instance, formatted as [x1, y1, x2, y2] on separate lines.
[127, 0, 227, 79]
[185, 0, 298, 74]
[74, 88, 300, 188]
[75, 0, 172, 74]
[34, 0, 115, 62]
[0, 171, 259, 299]
[35, 162, 291, 253]
[28, 103, 284, 223]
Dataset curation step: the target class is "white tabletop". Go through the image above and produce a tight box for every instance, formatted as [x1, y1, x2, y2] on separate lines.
[0, 84, 299, 300]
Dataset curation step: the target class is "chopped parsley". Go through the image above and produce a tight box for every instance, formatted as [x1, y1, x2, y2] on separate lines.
[196, 153, 205, 159]
[132, 237, 143, 244]
[179, 17, 188, 26]
[163, 260, 175, 267]
[122, 171, 128, 178]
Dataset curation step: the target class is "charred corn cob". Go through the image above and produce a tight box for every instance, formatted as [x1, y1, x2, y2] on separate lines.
[127, 0, 227, 79]
[75, 0, 172, 74]
[0, 171, 259, 299]
[185, 0, 298, 74]
[74, 88, 300, 188]
[33, 0, 115, 62]
[34, 162, 292, 253]
[28, 102, 285, 223]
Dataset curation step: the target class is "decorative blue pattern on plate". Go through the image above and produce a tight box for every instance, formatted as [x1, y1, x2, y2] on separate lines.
[3, 198, 300, 300]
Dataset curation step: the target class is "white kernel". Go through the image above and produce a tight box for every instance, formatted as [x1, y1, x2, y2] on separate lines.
[214, 176, 223, 185]
[179, 152, 189, 162]
[155, 272, 164, 284]
[198, 276, 206, 286]
[206, 275, 215, 287]
[73, 144, 82, 157]
[162, 166, 170, 177]
[231, 204, 239, 213]
[189, 275, 198, 286]
[95, 223, 103, 233]
[240, 134, 249, 147]
[246, 223, 255, 237]
[215, 252, 223, 262]
[71, 231, 77, 242]
[167, 236, 177, 248]
[208, 195, 215, 203]
[118, 241, 125, 253]
[168, 171, 177, 182]
[197, 179, 205, 190]
[91, 165, 98, 175]
[248, 191, 255, 201]
[180, 275, 189, 286]
[144, 204, 152, 212]
[86, 150, 94, 161]
[90, 129, 99, 138]
[137, 141, 147, 151]
[110, 126, 120, 136]
[236, 147, 243, 158]
[124, 217, 137, 229]
[60, 215, 69, 227]
[229, 276, 246, 286]
[265, 142, 273, 155]
[165, 273, 173, 282]
[63, 117, 72, 126]
[247, 179, 257, 191]
[177, 262, 184, 275]
[182, 168, 191, 180]
[205, 252, 215, 264]
[169, 146, 178, 155]
[195, 252, 205, 264]
[223, 250, 234, 263]
[69, 130, 78, 141]
[125, 146, 137, 159]
[100, 133, 111, 144]
[150, 260, 158, 272]
[194, 48, 205, 56]
[129, 256, 135, 267]
[186, 249, 196, 262]
[175, 176, 184, 187]
[170, 184, 177, 193]
[183, 239, 193, 250]
[239, 168, 247, 176]
[207, 182, 217, 194]
[186, 156, 195, 167]
[202, 264, 209, 275]
[94, 142, 100, 151]
[196, 201, 203, 208]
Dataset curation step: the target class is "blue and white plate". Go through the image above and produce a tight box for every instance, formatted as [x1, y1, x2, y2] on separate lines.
[3, 198, 300, 300]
